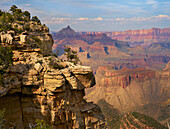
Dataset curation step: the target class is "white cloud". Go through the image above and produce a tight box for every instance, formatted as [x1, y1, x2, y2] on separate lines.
[52, 17, 71, 21]
[77, 17, 89, 20]
[116, 18, 125, 21]
[60, 18, 71, 21]
[146, 0, 157, 4]
[146, 0, 159, 9]
[91, 17, 103, 21]
[156, 15, 169, 18]
[25, 4, 30, 6]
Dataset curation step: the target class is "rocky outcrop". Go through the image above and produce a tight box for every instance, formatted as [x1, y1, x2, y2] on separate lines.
[0, 21, 53, 56]
[0, 51, 106, 129]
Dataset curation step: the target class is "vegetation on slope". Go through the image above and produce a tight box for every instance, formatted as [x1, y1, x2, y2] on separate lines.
[97, 99, 168, 129]
[97, 99, 122, 128]
[0, 5, 41, 33]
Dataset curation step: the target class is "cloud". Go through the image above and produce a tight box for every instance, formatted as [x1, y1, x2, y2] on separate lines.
[146, 0, 159, 9]
[76, 17, 103, 21]
[156, 15, 169, 18]
[25, 4, 30, 6]
[146, 0, 157, 4]
[77, 17, 89, 20]
[116, 18, 125, 21]
[52, 17, 71, 21]
[91, 17, 103, 21]
[43, 14, 170, 32]
[45, 15, 170, 23]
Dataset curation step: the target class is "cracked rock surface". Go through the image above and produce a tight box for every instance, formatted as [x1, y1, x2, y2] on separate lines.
[0, 51, 106, 129]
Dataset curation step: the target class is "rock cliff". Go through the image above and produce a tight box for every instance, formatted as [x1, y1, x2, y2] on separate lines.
[0, 7, 106, 129]
[0, 50, 106, 129]
[85, 67, 170, 121]
[79, 28, 170, 47]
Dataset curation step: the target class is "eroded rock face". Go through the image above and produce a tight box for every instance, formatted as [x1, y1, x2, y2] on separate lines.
[85, 66, 170, 120]
[0, 51, 106, 129]
[79, 28, 170, 47]
[165, 61, 170, 70]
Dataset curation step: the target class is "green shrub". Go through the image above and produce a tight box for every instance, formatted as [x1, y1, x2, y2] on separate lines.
[132, 112, 167, 129]
[0, 74, 4, 87]
[0, 108, 5, 128]
[49, 58, 64, 70]
[64, 46, 81, 65]
[32, 16, 41, 24]
[36, 60, 43, 65]
[34, 119, 51, 129]
[0, 46, 13, 73]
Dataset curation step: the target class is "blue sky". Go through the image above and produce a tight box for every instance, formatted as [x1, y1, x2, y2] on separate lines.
[0, 0, 170, 31]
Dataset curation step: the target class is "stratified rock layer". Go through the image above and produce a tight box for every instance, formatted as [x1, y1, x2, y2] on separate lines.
[85, 66, 170, 120]
[79, 28, 170, 47]
[0, 51, 106, 129]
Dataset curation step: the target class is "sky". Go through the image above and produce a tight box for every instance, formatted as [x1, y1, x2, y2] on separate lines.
[0, 0, 170, 31]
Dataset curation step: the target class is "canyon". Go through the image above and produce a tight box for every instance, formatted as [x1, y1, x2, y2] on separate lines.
[52, 26, 170, 125]
[53, 26, 170, 70]
[85, 66, 170, 121]
[0, 5, 169, 129]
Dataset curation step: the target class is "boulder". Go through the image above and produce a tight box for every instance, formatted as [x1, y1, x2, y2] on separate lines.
[34, 63, 43, 73]
[6, 33, 13, 44]
[20, 35, 27, 43]
[0, 33, 6, 43]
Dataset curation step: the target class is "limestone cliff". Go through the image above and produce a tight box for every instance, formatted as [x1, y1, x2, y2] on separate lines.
[0, 50, 106, 128]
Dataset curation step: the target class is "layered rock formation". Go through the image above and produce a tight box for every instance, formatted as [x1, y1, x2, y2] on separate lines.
[0, 50, 106, 129]
[85, 67, 170, 121]
[53, 26, 170, 70]
[79, 28, 170, 47]
[53, 26, 170, 123]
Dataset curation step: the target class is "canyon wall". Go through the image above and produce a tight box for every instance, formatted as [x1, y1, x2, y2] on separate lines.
[78, 28, 170, 47]
[85, 67, 170, 120]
